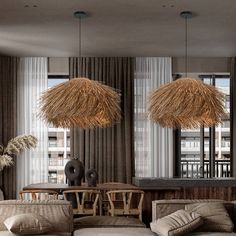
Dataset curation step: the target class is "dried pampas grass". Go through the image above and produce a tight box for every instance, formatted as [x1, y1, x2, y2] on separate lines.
[0, 134, 38, 170]
[39, 77, 121, 128]
[0, 155, 13, 171]
[148, 78, 225, 129]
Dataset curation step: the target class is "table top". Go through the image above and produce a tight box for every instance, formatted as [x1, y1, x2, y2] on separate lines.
[23, 182, 139, 193]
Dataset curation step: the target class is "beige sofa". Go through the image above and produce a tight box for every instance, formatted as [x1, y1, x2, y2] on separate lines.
[1, 199, 236, 236]
[0, 200, 73, 236]
[152, 199, 236, 236]
[74, 199, 236, 236]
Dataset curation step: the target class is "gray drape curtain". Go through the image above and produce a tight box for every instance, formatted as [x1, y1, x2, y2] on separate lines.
[0, 56, 18, 199]
[69, 57, 134, 183]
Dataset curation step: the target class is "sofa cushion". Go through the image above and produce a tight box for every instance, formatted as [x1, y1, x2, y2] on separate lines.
[150, 209, 202, 236]
[0, 232, 70, 236]
[4, 213, 52, 235]
[74, 228, 156, 236]
[185, 202, 234, 232]
[74, 216, 146, 229]
[186, 233, 236, 236]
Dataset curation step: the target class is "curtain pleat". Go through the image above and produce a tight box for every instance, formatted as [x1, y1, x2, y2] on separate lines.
[134, 57, 173, 177]
[16, 57, 48, 196]
[69, 57, 134, 183]
[0, 56, 18, 199]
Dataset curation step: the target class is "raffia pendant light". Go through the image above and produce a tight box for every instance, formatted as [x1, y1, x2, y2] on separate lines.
[148, 11, 225, 129]
[39, 77, 121, 128]
[39, 11, 121, 128]
[148, 77, 225, 129]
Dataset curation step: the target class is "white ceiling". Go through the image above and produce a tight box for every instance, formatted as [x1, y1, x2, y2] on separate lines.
[0, 0, 236, 57]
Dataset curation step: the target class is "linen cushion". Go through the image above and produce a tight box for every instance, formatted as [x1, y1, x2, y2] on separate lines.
[74, 216, 146, 229]
[73, 228, 156, 236]
[185, 202, 234, 232]
[4, 213, 52, 235]
[0, 233, 70, 236]
[150, 209, 202, 236]
[186, 233, 236, 236]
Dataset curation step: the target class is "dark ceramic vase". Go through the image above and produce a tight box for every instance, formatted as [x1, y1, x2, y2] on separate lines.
[64, 159, 85, 186]
[86, 169, 98, 187]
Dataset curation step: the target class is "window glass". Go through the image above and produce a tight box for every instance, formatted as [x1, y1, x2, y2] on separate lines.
[179, 74, 230, 178]
[48, 77, 70, 183]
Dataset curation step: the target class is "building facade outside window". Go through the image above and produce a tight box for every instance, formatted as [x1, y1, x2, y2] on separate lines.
[177, 74, 231, 178]
[48, 76, 70, 183]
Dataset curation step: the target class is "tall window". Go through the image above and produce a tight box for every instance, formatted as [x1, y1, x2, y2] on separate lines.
[177, 74, 230, 178]
[47, 75, 70, 183]
[134, 57, 173, 177]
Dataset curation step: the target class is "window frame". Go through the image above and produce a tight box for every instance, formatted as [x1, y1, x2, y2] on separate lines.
[174, 74, 231, 178]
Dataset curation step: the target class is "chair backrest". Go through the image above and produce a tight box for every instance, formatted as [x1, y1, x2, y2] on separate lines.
[106, 189, 144, 221]
[19, 190, 59, 200]
[63, 189, 101, 216]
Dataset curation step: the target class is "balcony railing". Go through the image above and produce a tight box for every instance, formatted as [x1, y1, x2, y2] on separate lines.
[181, 159, 231, 178]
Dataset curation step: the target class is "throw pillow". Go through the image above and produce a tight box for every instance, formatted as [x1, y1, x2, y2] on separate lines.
[185, 202, 234, 232]
[4, 213, 52, 235]
[150, 209, 202, 236]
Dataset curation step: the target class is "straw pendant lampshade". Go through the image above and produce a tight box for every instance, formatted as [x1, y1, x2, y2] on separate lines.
[148, 77, 225, 129]
[148, 11, 225, 129]
[39, 12, 121, 128]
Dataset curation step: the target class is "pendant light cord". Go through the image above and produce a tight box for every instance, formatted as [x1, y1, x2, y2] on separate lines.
[185, 16, 188, 78]
[74, 11, 88, 77]
[180, 11, 192, 78]
[79, 15, 82, 75]
[79, 16, 82, 65]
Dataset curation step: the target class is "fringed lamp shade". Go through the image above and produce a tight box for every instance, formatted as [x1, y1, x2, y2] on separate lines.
[148, 78, 225, 129]
[39, 77, 121, 128]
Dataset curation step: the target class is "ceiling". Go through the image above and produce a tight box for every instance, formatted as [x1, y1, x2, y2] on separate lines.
[0, 0, 236, 57]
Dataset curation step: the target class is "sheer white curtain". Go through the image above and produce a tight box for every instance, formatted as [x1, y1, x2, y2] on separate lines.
[17, 57, 48, 196]
[134, 57, 173, 177]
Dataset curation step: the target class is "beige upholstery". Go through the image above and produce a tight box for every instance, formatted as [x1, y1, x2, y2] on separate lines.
[74, 227, 156, 236]
[152, 199, 229, 221]
[4, 213, 52, 235]
[150, 209, 202, 236]
[0, 233, 70, 236]
[63, 189, 101, 216]
[106, 190, 144, 220]
[151, 199, 236, 235]
[187, 233, 236, 236]
[0, 200, 73, 235]
[185, 202, 234, 232]
[19, 190, 59, 200]
[74, 216, 146, 229]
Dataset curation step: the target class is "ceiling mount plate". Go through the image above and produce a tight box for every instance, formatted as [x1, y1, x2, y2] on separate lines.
[74, 11, 88, 19]
[180, 11, 193, 19]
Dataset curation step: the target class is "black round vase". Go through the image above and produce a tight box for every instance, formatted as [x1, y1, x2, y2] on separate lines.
[64, 159, 85, 186]
[86, 169, 98, 187]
